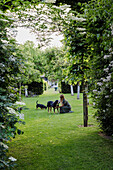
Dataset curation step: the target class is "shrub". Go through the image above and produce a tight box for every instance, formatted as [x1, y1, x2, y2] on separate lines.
[28, 81, 43, 95]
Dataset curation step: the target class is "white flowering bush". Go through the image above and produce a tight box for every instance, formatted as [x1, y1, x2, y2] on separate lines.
[0, 10, 25, 169]
[85, 0, 113, 135]
[91, 53, 113, 135]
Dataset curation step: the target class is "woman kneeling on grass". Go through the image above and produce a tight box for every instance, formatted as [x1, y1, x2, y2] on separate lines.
[57, 94, 71, 113]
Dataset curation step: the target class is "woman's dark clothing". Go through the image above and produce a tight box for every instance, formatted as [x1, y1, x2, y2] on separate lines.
[60, 99, 71, 113]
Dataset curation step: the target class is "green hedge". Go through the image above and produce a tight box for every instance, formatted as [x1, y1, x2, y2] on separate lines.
[43, 82, 47, 91]
[61, 82, 83, 93]
[28, 81, 43, 95]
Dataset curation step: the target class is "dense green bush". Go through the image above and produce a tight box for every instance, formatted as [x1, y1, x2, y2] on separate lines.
[61, 82, 83, 93]
[28, 81, 43, 95]
[0, 10, 25, 169]
[85, 0, 113, 135]
[43, 82, 47, 91]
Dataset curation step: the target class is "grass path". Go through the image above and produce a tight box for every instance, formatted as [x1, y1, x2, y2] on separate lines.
[8, 89, 113, 170]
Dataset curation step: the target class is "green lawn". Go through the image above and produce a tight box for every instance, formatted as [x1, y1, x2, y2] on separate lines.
[8, 89, 113, 170]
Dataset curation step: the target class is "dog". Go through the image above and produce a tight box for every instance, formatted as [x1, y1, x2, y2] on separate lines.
[36, 100, 47, 110]
[47, 100, 59, 113]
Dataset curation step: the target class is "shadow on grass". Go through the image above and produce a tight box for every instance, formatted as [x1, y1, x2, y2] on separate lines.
[10, 130, 113, 170]
[8, 91, 113, 170]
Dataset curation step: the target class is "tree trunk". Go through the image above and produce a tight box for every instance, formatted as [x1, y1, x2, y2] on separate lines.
[70, 85, 74, 96]
[77, 81, 80, 99]
[25, 87, 28, 97]
[83, 91, 88, 127]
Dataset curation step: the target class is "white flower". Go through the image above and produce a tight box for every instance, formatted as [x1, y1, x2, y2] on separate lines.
[44, 0, 56, 3]
[103, 79, 107, 82]
[0, 142, 9, 149]
[109, 61, 113, 67]
[104, 68, 109, 72]
[105, 95, 109, 98]
[106, 104, 111, 107]
[76, 27, 86, 31]
[19, 114, 24, 120]
[103, 110, 105, 112]
[80, 32, 86, 34]
[9, 156, 17, 162]
[0, 10, 4, 15]
[0, 63, 5, 68]
[15, 101, 26, 106]
[7, 107, 19, 117]
[109, 48, 112, 52]
[59, 4, 71, 10]
[93, 89, 97, 92]
[106, 75, 111, 81]
[9, 55, 16, 62]
[102, 74, 111, 82]
[69, 16, 86, 22]
[7, 107, 17, 114]
[1, 39, 8, 44]
[9, 93, 15, 97]
[97, 82, 103, 86]
[104, 55, 111, 59]
[110, 89, 113, 92]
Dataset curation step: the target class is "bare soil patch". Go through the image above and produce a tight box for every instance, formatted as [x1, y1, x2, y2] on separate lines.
[99, 132, 113, 141]
[78, 124, 94, 127]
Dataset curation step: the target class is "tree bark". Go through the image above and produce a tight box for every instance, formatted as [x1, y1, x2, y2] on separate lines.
[70, 85, 74, 96]
[25, 86, 28, 97]
[83, 90, 88, 127]
[77, 81, 80, 99]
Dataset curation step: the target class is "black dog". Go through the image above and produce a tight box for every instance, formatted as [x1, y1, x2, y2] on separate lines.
[47, 100, 59, 113]
[36, 100, 47, 110]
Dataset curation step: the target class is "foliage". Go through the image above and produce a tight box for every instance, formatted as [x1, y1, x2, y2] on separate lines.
[0, 0, 41, 11]
[43, 81, 47, 91]
[0, 6, 25, 170]
[61, 82, 82, 93]
[18, 41, 42, 84]
[46, 0, 113, 134]
[42, 47, 68, 82]
[19, 43, 68, 87]
[0, 2, 113, 170]
[17, 0, 113, 131]
[62, 16, 90, 85]
[85, 0, 113, 135]
[27, 81, 43, 95]
[35, 2, 90, 86]
[44, 0, 113, 132]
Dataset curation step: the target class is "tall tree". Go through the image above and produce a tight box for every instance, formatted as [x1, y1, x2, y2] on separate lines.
[19, 41, 42, 84]
[42, 47, 68, 82]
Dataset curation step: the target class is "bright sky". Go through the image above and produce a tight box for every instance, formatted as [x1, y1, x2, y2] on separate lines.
[16, 27, 63, 49]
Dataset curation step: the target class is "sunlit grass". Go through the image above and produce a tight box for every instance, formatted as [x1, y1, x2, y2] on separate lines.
[8, 88, 113, 170]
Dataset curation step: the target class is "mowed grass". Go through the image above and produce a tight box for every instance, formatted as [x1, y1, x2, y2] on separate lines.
[8, 89, 113, 170]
